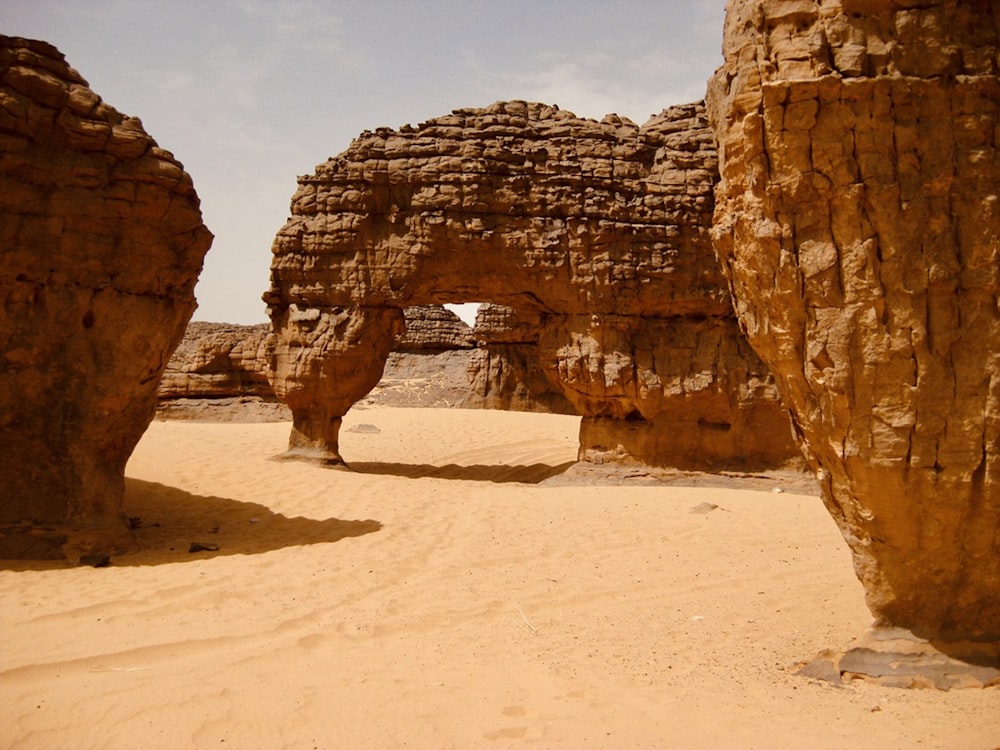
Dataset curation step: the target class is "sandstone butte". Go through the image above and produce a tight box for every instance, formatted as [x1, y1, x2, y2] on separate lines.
[264, 100, 802, 472]
[0, 36, 212, 560]
[707, 0, 1000, 666]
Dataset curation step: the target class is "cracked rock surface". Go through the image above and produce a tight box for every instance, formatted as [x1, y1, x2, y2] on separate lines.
[707, 0, 1000, 643]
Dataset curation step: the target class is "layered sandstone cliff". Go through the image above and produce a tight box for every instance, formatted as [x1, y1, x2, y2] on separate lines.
[158, 322, 273, 400]
[0, 37, 212, 559]
[707, 1, 999, 646]
[395, 305, 474, 351]
[265, 100, 800, 470]
[462, 304, 575, 414]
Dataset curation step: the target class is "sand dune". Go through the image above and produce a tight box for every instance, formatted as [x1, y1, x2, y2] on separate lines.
[2, 407, 997, 748]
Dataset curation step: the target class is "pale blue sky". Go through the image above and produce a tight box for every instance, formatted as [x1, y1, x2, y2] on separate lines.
[3, 1, 725, 325]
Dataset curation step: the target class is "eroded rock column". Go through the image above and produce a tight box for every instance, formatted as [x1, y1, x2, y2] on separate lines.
[707, 1, 999, 645]
[0, 37, 212, 558]
[266, 304, 403, 463]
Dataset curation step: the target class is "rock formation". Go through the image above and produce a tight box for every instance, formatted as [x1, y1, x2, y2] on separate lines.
[265, 100, 801, 470]
[463, 304, 575, 414]
[0, 37, 212, 559]
[395, 305, 474, 351]
[156, 306, 568, 415]
[158, 322, 273, 400]
[707, 1, 999, 649]
[155, 322, 283, 421]
[157, 308, 476, 417]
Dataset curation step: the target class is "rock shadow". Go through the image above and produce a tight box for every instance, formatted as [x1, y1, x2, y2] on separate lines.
[347, 460, 576, 484]
[0, 478, 381, 570]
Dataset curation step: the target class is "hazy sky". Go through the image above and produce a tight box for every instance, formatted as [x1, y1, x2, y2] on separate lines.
[3, 1, 725, 325]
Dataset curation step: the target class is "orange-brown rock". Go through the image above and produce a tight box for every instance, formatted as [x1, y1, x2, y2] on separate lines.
[155, 308, 473, 418]
[265, 100, 800, 470]
[462, 304, 575, 414]
[707, 1, 1000, 646]
[395, 305, 474, 351]
[0, 37, 212, 559]
[158, 322, 273, 400]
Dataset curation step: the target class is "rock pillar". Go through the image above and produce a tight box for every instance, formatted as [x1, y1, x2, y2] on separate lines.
[0, 37, 212, 558]
[707, 1, 999, 645]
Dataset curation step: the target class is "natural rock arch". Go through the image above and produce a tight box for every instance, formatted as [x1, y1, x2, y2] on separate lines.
[707, 0, 999, 655]
[265, 101, 800, 471]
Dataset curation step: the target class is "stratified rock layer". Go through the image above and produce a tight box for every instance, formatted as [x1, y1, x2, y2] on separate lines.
[158, 322, 273, 400]
[463, 304, 575, 414]
[707, 1, 999, 643]
[395, 305, 475, 352]
[156, 308, 475, 418]
[266, 101, 800, 470]
[0, 37, 212, 558]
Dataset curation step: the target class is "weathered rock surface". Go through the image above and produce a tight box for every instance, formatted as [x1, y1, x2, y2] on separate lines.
[155, 321, 283, 422]
[156, 308, 476, 417]
[0, 36, 212, 558]
[395, 305, 474, 351]
[462, 304, 575, 414]
[158, 322, 273, 399]
[707, 1, 1000, 645]
[156, 306, 567, 416]
[265, 100, 800, 470]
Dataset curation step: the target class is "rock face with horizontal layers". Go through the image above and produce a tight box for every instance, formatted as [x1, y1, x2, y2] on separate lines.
[0, 37, 212, 559]
[158, 322, 273, 400]
[463, 304, 575, 414]
[156, 308, 474, 417]
[707, 1, 1000, 649]
[265, 100, 800, 470]
[394, 305, 475, 351]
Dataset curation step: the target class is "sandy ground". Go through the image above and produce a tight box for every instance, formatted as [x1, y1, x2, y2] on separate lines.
[2, 407, 998, 749]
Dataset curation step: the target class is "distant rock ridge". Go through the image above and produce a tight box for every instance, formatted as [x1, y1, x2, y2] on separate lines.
[263, 99, 801, 471]
[394, 305, 475, 352]
[0, 36, 212, 558]
[156, 306, 570, 417]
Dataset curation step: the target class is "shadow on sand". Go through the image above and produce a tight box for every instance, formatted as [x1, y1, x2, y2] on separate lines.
[347, 460, 576, 484]
[0, 478, 381, 570]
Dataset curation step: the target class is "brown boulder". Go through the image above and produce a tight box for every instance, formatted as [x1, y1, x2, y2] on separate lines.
[265, 100, 800, 470]
[707, 1, 1000, 645]
[0, 37, 212, 559]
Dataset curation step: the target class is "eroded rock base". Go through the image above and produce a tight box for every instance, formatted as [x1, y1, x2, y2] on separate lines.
[796, 629, 1000, 690]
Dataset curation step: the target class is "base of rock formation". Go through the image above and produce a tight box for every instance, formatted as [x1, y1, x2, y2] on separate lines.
[796, 628, 1000, 690]
[578, 411, 806, 473]
[155, 396, 292, 422]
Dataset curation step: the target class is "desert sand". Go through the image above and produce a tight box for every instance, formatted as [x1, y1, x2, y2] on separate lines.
[2, 406, 997, 749]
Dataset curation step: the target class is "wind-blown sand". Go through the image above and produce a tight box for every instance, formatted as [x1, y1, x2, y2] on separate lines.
[2, 407, 997, 748]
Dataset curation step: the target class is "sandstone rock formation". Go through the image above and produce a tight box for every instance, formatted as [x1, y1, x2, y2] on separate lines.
[155, 322, 283, 421]
[159, 322, 273, 400]
[707, 1, 999, 647]
[395, 305, 474, 351]
[265, 100, 801, 470]
[0, 36, 212, 559]
[156, 306, 567, 415]
[462, 304, 575, 414]
[156, 307, 475, 417]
